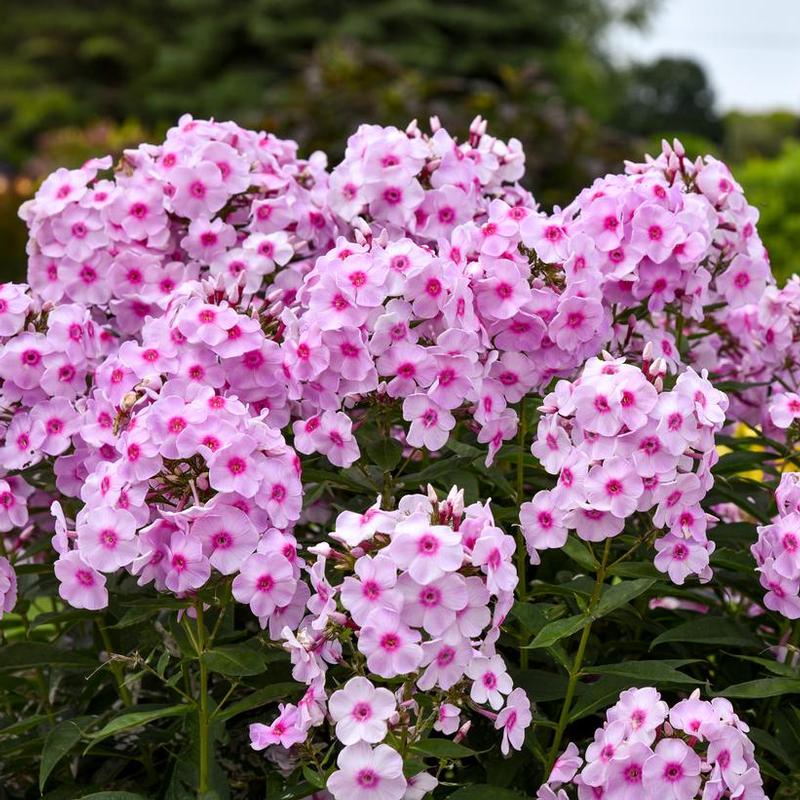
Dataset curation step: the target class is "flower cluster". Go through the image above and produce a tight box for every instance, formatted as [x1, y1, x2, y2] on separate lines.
[47, 279, 305, 615]
[249, 487, 532, 799]
[19, 114, 336, 333]
[751, 471, 800, 619]
[540, 688, 766, 800]
[521, 355, 727, 584]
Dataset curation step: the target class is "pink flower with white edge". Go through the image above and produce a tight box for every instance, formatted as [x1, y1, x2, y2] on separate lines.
[232, 552, 295, 619]
[54, 551, 108, 610]
[328, 676, 396, 745]
[358, 609, 423, 678]
[403, 771, 438, 800]
[327, 741, 407, 800]
[207, 435, 266, 498]
[76, 506, 138, 572]
[467, 653, 513, 710]
[495, 687, 532, 755]
[641, 738, 701, 800]
[387, 513, 463, 583]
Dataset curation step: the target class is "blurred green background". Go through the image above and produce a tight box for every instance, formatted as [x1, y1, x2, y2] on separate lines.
[2, 0, 798, 282]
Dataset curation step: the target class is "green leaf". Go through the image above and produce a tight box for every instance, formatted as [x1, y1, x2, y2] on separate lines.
[411, 739, 476, 759]
[0, 642, 96, 670]
[40, 720, 83, 791]
[525, 614, 587, 649]
[366, 438, 403, 471]
[87, 704, 192, 749]
[595, 578, 657, 616]
[562, 536, 598, 571]
[216, 682, 302, 722]
[716, 678, 800, 699]
[446, 786, 527, 800]
[569, 676, 632, 721]
[650, 618, 761, 650]
[78, 794, 151, 800]
[202, 642, 266, 676]
[585, 660, 700, 685]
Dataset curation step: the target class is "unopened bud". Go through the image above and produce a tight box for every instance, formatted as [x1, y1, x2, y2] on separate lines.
[454, 721, 472, 742]
[642, 341, 654, 362]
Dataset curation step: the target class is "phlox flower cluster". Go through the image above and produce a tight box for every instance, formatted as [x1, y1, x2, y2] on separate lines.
[520, 355, 727, 584]
[18, 114, 336, 334]
[248, 487, 532, 800]
[287, 118, 630, 465]
[751, 471, 800, 619]
[539, 687, 766, 800]
[45, 277, 306, 615]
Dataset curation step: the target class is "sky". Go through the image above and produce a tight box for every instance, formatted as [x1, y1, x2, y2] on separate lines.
[611, 0, 800, 112]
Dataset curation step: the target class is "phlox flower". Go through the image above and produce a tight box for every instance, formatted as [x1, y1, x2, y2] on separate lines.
[165, 532, 211, 594]
[466, 654, 513, 710]
[54, 551, 108, 610]
[495, 687, 532, 755]
[0, 557, 17, 617]
[387, 514, 463, 583]
[232, 552, 295, 620]
[76, 507, 138, 572]
[327, 741, 407, 800]
[358, 609, 423, 679]
[328, 676, 396, 745]
[192, 506, 258, 575]
[641, 738, 701, 800]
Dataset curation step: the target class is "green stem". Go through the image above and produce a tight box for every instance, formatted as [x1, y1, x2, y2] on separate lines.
[195, 603, 210, 797]
[546, 539, 611, 773]
[97, 622, 133, 707]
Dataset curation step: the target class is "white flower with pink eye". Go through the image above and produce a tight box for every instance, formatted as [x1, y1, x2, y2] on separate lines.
[397, 572, 468, 635]
[653, 534, 713, 585]
[76, 506, 138, 572]
[358, 609, 423, 678]
[402, 394, 456, 452]
[495, 687, 532, 755]
[387, 513, 463, 583]
[769, 391, 800, 429]
[340, 554, 402, 626]
[642, 739, 701, 800]
[434, 703, 461, 735]
[328, 676, 396, 745]
[327, 740, 407, 800]
[520, 490, 568, 552]
[466, 654, 513, 710]
[606, 687, 668, 745]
